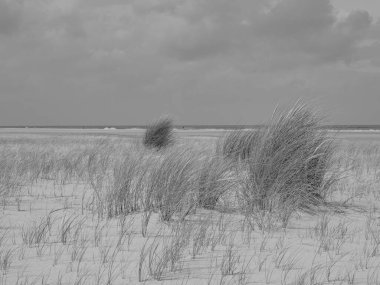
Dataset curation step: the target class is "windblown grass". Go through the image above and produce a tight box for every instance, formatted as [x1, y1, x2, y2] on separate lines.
[235, 104, 337, 227]
[0, 126, 379, 284]
[143, 117, 174, 150]
[150, 147, 200, 221]
[197, 154, 238, 210]
[219, 130, 258, 161]
[104, 103, 338, 228]
[106, 148, 151, 218]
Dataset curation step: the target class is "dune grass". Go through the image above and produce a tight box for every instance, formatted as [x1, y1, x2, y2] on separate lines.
[107, 148, 151, 218]
[143, 117, 174, 150]
[218, 129, 258, 161]
[2, 104, 374, 284]
[150, 147, 200, 222]
[217, 104, 337, 227]
[197, 154, 238, 210]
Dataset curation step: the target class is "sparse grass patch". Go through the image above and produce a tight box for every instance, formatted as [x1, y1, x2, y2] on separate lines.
[0, 248, 14, 273]
[0, 117, 379, 285]
[21, 216, 51, 247]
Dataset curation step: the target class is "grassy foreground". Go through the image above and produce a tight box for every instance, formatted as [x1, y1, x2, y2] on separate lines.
[0, 116, 380, 284]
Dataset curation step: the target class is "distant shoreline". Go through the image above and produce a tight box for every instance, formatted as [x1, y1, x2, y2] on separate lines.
[0, 125, 380, 131]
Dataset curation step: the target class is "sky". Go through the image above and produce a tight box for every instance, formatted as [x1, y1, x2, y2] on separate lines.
[0, 0, 380, 126]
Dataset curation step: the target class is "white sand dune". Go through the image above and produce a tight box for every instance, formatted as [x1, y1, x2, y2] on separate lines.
[0, 129, 379, 284]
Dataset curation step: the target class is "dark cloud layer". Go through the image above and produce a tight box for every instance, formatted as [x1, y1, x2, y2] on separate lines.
[0, 0, 379, 125]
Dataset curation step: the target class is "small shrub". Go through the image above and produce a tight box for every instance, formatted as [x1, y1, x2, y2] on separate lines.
[143, 117, 174, 150]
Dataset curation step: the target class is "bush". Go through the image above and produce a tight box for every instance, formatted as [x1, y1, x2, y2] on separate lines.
[238, 103, 336, 227]
[143, 117, 174, 150]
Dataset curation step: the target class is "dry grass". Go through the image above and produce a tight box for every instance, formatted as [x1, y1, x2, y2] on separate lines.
[197, 154, 238, 210]
[0, 115, 379, 284]
[149, 147, 200, 222]
[143, 117, 174, 150]
[218, 130, 259, 161]
[233, 104, 337, 228]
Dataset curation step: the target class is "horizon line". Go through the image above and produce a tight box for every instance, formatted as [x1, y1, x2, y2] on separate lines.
[1, 124, 380, 130]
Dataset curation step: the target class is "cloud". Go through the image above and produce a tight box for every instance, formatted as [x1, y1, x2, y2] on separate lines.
[1, 0, 378, 67]
[0, 0, 22, 35]
[257, 0, 335, 38]
[154, 0, 376, 68]
[0, 0, 380, 125]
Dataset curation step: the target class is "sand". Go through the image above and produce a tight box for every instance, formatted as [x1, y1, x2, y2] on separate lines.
[0, 128, 379, 284]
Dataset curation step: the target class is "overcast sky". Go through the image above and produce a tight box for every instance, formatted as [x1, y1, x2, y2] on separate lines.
[0, 0, 379, 126]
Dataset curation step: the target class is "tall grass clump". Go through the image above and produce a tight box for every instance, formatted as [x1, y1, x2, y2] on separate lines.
[0, 158, 19, 198]
[150, 147, 200, 221]
[107, 148, 152, 218]
[238, 103, 336, 227]
[219, 130, 258, 161]
[197, 155, 238, 210]
[143, 117, 174, 150]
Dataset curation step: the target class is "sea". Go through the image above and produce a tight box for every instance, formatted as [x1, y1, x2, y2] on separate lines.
[1, 125, 380, 131]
